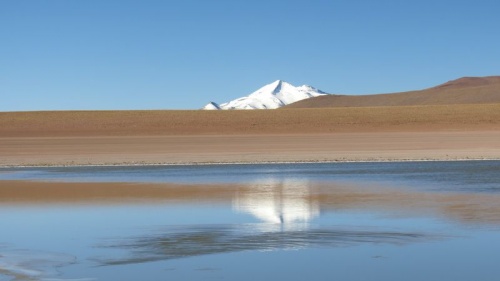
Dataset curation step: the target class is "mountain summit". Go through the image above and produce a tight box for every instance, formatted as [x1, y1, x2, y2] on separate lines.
[202, 80, 327, 110]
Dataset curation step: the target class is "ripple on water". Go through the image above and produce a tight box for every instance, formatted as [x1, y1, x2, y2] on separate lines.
[0, 248, 93, 281]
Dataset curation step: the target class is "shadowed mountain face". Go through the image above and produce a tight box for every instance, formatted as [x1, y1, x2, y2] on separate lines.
[285, 76, 500, 108]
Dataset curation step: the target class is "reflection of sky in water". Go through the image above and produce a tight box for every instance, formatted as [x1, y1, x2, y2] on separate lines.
[1, 161, 500, 280]
[0, 182, 446, 280]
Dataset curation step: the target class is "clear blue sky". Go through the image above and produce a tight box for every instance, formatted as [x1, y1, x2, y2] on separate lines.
[1, 0, 499, 111]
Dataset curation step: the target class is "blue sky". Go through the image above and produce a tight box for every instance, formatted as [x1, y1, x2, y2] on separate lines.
[1, 0, 499, 111]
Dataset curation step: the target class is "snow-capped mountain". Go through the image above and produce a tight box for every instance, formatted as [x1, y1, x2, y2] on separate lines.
[202, 80, 327, 110]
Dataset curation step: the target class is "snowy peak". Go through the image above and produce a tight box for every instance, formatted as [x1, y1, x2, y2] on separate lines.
[203, 80, 327, 110]
[266, 80, 285, 95]
[250, 80, 291, 97]
[202, 102, 221, 110]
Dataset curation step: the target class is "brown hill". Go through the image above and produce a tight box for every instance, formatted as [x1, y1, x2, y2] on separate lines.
[285, 76, 500, 108]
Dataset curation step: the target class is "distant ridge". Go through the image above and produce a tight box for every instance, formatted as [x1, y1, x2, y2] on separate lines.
[433, 76, 500, 89]
[285, 76, 500, 108]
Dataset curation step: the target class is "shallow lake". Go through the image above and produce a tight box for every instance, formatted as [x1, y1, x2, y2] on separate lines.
[0, 161, 499, 281]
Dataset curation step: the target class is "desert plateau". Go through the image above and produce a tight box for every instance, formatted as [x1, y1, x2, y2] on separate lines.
[1, 101, 500, 166]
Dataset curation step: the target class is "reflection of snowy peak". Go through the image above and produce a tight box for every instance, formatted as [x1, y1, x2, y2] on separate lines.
[203, 80, 327, 110]
[233, 179, 319, 225]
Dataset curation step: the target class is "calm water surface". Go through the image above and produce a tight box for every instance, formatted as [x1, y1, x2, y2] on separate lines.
[0, 161, 499, 281]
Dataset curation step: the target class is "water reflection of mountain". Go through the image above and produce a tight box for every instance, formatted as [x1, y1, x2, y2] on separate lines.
[95, 179, 444, 266]
[233, 179, 319, 225]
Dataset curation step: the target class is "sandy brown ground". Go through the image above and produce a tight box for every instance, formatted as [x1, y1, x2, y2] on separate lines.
[1, 104, 500, 165]
[1, 104, 500, 136]
[1, 180, 500, 226]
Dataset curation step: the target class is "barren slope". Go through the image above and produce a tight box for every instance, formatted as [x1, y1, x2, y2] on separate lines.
[286, 76, 500, 108]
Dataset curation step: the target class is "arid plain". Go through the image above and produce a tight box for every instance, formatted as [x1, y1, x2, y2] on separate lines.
[1, 103, 500, 166]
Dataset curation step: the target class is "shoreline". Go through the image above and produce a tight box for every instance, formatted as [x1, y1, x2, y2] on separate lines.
[1, 157, 500, 169]
[2, 131, 500, 167]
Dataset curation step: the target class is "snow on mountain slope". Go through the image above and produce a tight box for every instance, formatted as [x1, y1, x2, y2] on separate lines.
[202, 80, 327, 110]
